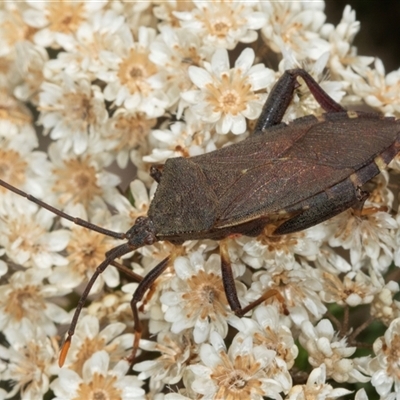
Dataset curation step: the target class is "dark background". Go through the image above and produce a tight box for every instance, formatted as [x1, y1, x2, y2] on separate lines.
[325, 0, 400, 72]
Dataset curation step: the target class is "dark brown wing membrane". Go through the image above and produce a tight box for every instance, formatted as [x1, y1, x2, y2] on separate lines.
[192, 113, 400, 227]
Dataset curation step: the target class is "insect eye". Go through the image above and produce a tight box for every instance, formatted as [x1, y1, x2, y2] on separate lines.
[145, 234, 156, 245]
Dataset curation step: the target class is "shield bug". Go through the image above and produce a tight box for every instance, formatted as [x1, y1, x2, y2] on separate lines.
[1, 68, 399, 365]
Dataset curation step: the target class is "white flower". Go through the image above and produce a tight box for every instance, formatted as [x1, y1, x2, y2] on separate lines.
[47, 142, 122, 215]
[369, 317, 400, 397]
[0, 199, 69, 269]
[260, 0, 330, 61]
[134, 331, 197, 392]
[39, 73, 108, 155]
[14, 41, 48, 103]
[0, 268, 69, 336]
[182, 47, 275, 134]
[299, 319, 370, 383]
[246, 262, 326, 325]
[0, 318, 59, 400]
[0, 107, 51, 200]
[104, 109, 155, 168]
[189, 331, 285, 399]
[320, 270, 380, 307]
[143, 121, 215, 164]
[161, 252, 234, 343]
[320, 5, 374, 75]
[149, 26, 211, 116]
[50, 350, 145, 400]
[49, 205, 120, 293]
[23, 0, 107, 49]
[98, 26, 170, 117]
[351, 58, 400, 116]
[287, 364, 352, 399]
[327, 207, 398, 273]
[175, 0, 266, 50]
[160, 251, 236, 344]
[43, 9, 127, 78]
[249, 305, 298, 370]
[60, 315, 134, 376]
[370, 277, 400, 326]
[236, 224, 325, 270]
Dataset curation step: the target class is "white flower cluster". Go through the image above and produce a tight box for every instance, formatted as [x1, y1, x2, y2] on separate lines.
[0, 1, 399, 399]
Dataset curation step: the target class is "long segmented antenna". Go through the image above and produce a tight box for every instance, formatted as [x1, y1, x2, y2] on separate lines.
[58, 242, 134, 366]
[0, 178, 127, 240]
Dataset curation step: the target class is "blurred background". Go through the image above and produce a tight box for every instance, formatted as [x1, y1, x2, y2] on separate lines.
[326, 0, 400, 72]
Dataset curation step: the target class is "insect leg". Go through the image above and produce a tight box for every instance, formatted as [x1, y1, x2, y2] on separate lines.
[255, 68, 345, 133]
[220, 240, 288, 317]
[0, 178, 126, 240]
[110, 260, 143, 282]
[127, 256, 170, 364]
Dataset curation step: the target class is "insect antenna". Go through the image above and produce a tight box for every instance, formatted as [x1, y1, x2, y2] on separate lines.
[0, 178, 147, 364]
[59, 242, 135, 367]
[0, 178, 127, 240]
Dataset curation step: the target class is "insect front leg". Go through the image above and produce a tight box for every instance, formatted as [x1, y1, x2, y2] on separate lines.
[127, 256, 170, 364]
[255, 68, 345, 133]
[220, 240, 287, 317]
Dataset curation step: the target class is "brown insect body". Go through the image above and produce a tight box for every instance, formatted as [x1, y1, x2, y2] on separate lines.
[149, 111, 400, 241]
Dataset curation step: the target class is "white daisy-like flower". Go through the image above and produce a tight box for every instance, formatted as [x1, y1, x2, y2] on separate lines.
[98, 25, 170, 117]
[182, 47, 275, 134]
[43, 9, 127, 78]
[235, 223, 325, 270]
[0, 4, 36, 58]
[160, 250, 237, 344]
[104, 108, 155, 168]
[314, 245, 352, 274]
[370, 278, 400, 327]
[260, 0, 330, 61]
[22, 0, 107, 49]
[149, 26, 211, 117]
[351, 58, 400, 116]
[0, 198, 69, 269]
[299, 319, 370, 383]
[49, 205, 120, 293]
[153, 0, 194, 27]
[0, 119, 51, 200]
[189, 331, 285, 399]
[369, 317, 400, 397]
[60, 315, 134, 376]
[249, 305, 298, 370]
[286, 364, 352, 399]
[320, 5, 374, 76]
[143, 121, 215, 164]
[174, 0, 266, 50]
[327, 207, 398, 273]
[39, 73, 108, 155]
[0, 318, 59, 400]
[47, 142, 122, 214]
[14, 40, 48, 103]
[50, 350, 145, 400]
[320, 270, 380, 307]
[134, 331, 197, 392]
[246, 262, 326, 325]
[87, 287, 137, 331]
[0, 268, 69, 336]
